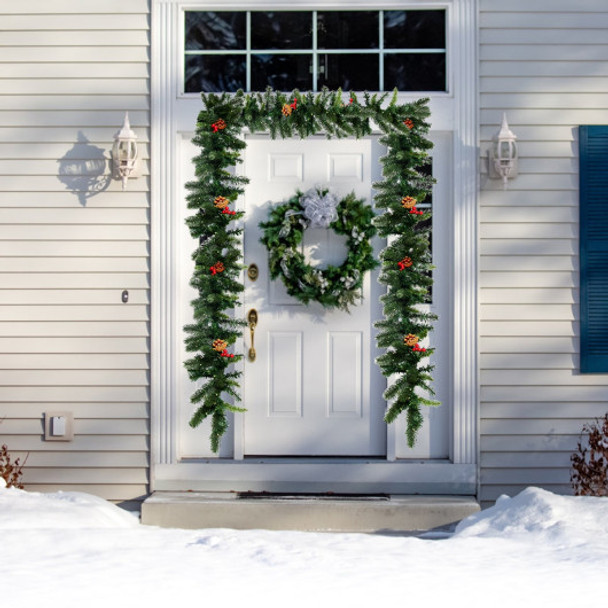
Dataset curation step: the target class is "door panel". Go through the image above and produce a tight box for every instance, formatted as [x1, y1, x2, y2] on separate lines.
[242, 135, 386, 456]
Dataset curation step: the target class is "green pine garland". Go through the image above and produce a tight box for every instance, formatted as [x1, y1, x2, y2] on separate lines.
[185, 87, 437, 452]
[259, 187, 378, 311]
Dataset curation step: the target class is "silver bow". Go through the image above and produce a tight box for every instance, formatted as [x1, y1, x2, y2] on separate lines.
[301, 188, 339, 228]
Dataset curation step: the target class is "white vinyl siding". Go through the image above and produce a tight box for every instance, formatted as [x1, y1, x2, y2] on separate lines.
[0, 0, 150, 506]
[479, 0, 608, 507]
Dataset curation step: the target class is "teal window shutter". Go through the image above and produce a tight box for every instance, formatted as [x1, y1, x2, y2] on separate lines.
[580, 125, 608, 372]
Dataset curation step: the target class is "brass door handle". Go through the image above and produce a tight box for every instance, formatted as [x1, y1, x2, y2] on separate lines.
[247, 308, 258, 362]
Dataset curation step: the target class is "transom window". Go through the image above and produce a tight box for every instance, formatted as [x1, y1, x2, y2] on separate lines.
[184, 10, 446, 93]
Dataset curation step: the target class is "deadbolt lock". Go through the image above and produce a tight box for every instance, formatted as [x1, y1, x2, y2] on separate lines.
[247, 263, 259, 282]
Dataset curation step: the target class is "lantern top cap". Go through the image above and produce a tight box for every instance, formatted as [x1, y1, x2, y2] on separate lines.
[114, 112, 137, 142]
[496, 113, 517, 142]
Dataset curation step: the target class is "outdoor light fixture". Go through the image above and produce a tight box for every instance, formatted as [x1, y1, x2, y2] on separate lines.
[112, 112, 139, 190]
[489, 113, 518, 189]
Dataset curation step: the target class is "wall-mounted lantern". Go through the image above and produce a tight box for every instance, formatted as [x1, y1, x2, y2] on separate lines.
[112, 112, 139, 190]
[489, 113, 518, 189]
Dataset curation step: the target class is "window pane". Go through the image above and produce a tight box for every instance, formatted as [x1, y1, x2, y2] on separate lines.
[384, 53, 446, 91]
[320, 54, 379, 91]
[317, 11, 378, 49]
[185, 11, 246, 51]
[251, 54, 312, 91]
[185, 55, 246, 93]
[251, 12, 312, 50]
[384, 10, 446, 49]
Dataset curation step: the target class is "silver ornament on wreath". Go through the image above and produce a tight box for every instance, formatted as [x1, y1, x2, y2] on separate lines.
[301, 187, 340, 228]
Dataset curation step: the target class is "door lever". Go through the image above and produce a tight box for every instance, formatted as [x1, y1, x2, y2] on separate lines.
[247, 309, 258, 362]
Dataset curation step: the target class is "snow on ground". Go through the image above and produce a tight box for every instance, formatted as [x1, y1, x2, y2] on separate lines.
[1, 485, 607, 608]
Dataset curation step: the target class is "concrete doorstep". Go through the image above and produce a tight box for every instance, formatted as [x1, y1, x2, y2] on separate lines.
[141, 492, 480, 534]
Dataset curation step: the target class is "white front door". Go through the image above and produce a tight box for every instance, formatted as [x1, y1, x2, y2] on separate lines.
[241, 136, 386, 456]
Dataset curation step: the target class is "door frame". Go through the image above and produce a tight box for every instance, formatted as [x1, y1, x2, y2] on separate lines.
[150, 0, 479, 495]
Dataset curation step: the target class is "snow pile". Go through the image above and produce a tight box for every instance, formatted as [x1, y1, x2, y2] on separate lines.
[0, 474, 6, 489]
[455, 486, 608, 542]
[0, 484, 138, 529]
[1, 485, 607, 608]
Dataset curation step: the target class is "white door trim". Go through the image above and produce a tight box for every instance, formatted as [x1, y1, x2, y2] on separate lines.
[151, 0, 479, 493]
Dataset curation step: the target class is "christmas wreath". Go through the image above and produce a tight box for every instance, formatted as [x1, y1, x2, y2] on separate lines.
[259, 187, 378, 311]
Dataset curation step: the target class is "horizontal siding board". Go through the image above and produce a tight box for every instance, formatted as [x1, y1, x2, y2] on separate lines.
[0, 290, 149, 305]
[481, 239, 576, 256]
[480, 206, 577, 223]
[481, 11, 608, 27]
[480, 435, 579, 452]
[480, 256, 576, 272]
[0, 386, 149, 402]
[481, 45, 608, 62]
[0, 305, 149, 321]
[481, 1, 608, 14]
[481, 108, 608, 127]
[0, 242, 149, 257]
[480, 29, 608, 45]
[481, 353, 578, 369]
[0, 30, 149, 46]
[480, 337, 576, 354]
[1, 369, 148, 386]
[481, 77, 608, 94]
[0, 95, 150, 112]
[481, 320, 577, 337]
[481, 174, 577, 191]
[1, 15, 148, 30]
[0, 127, 150, 144]
[482, 93, 608, 112]
[482, 371, 608, 387]
[21, 468, 148, 484]
[480, 125, 577, 142]
[482, 386, 608, 402]
[0, 402, 149, 418]
[0, 143, 150, 162]
[481, 62, 608, 77]
[0, 192, 149, 207]
[0, 226, 148, 240]
[0, 273, 149, 289]
[0, 111, 148, 128]
[481, 224, 576, 239]
[0, 208, 147, 224]
[1, 63, 149, 78]
[0, 321, 149, 337]
[480, 304, 576, 321]
[481, 402, 608, 419]
[12, 452, 148, 468]
[0, 337, 148, 353]
[0, 47, 150, 63]
[481, 289, 577, 305]
[481, 452, 573, 468]
[481, 418, 596, 435]
[480, 272, 576, 289]
[480, 271, 576, 289]
[0, 259, 149, 273]
[0, 0, 149, 13]
[480, 190, 577, 205]
[1, 176, 150, 192]
[481, 469, 570, 485]
[2, 418, 147, 435]
[0, 80, 149, 96]
[1, 436, 148, 452]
